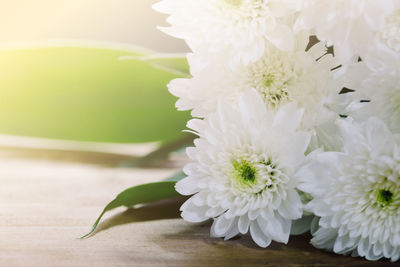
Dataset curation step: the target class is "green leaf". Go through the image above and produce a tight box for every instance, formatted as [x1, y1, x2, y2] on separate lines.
[120, 53, 190, 77]
[290, 215, 314, 235]
[0, 47, 190, 143]
[82, 181, 180, 238]
[310, 216, 320, 235]
[164, 171, 186, 182]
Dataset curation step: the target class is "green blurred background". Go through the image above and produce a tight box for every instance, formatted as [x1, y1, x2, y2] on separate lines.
[0, 0, 189, 144]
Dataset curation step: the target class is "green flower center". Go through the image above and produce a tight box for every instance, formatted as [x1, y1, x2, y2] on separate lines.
[376, 189, 393, 206]
[263, 73, 275, 87]
[233, 160, 257, 183]
[229, 157, 288, 195]
[251, 65, 292, 109]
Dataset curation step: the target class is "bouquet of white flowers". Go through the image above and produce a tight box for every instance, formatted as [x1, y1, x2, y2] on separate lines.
[152, 0, 400, 262]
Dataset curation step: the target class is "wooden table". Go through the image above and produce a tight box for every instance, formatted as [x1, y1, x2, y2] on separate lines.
[0, 142, 395, 266]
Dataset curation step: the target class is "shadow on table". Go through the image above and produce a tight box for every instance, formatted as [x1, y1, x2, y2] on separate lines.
[160, 219, 394, 266]
[89, 197, 187, 236]
[86, 196, 393, 266]
[0, 145, 186, 168]
[0, 145, 135, 166]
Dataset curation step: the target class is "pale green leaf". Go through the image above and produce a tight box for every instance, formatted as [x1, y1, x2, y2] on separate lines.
[290, 215, 314, 235]
[82, 181, 180, 238]
[120, 53, 190, 77]
[164, 172, 186, 182]
[0, 47, 190, 143]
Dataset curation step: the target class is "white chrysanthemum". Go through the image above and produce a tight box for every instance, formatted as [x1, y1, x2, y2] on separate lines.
[380, 9, 400, 54]
[153, 0, 300, 66]
[295, 0, 400, 64]
[176, 90, 311, 247]
[343, 60, 400, 133]
[170, 35, 341, 133]
[297, 117, 400, 261]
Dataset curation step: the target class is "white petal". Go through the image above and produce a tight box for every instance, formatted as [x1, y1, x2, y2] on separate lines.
[238, 215, 250, 234]
[278, 189, 303, 220]
[211, 214, 235, 237]
[175, 176, 200, 196]
[249, 221, 272, 248]
[258, 213, 291, 244]
[180, 198, 209, 223]
[311, 227, 337, 250]
[224, 217, 240, 240]
[273, 102, 303, 132]
[265, 24, 294, 51]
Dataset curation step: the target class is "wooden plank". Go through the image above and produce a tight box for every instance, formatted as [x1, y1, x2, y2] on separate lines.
[0, 147, 394, 266]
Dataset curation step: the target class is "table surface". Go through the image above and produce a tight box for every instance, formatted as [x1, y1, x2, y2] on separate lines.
[0, 142, 396, 267]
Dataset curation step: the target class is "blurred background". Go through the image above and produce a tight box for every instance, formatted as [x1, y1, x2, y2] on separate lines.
[0, 0, 187, 52]
[0, 2, 192, 261]
[0, 0, 191, 161]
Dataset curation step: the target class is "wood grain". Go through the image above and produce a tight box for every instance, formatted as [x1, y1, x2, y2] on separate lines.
[0, 146, 395, 267]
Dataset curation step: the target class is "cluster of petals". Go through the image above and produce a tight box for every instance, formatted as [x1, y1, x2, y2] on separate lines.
[154, 0, 400, 261]
[176, 90, 310, 247]
[153, 0, 300, 67]
[169, 33, 339, 126]
[298, 118, 400, 261]
[295, 0, 400, 65]
[343, 56, 400, 133]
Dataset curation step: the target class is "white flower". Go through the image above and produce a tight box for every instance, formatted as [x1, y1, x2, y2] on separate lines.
[295, 0, 400, 64]
[169, 35, 341, 135]
[343, 59, 400, 133]
[153, 0, 300, 67]
[297, 117, 400, 261]
[380, 9, 400, 54]
[176, 90, 311, 247]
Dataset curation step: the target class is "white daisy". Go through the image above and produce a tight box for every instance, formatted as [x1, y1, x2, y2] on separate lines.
[169, 35, 342, 135]
[295, 0, 399, 64]
[343, 59, 400, 133]
[176, 90, 311, 247]
[153, 0, 300, 67]
[297, 117, 400, 261]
